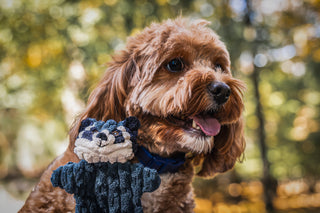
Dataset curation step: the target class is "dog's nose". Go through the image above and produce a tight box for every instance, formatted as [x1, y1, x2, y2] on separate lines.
[208, 82, 231, 105]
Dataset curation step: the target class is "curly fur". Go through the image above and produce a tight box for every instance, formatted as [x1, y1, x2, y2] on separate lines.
[20, 17, 245, 213]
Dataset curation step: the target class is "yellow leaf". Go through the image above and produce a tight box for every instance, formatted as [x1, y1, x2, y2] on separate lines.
[27, 44, 42, 68]
[194, 198, 213, 213]
[312, 48, 320, 62]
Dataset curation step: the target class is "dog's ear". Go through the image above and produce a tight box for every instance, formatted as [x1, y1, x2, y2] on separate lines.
[69, 50, 139, 149]
[196, 118, 245, 177]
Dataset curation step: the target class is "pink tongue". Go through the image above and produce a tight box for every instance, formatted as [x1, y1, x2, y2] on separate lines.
[193, 116, 221, 136]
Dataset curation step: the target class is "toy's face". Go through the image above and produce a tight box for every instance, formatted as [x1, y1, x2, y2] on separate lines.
[74, 117, 139, 164]
[79, 119, 132, 147]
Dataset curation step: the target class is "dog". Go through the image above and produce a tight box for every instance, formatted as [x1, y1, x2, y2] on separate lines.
[20, 17, 245, 213]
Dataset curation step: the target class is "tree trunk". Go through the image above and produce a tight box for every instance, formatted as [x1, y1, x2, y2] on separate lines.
[246, 0, 276, 211]
[251, 68, 275, 211]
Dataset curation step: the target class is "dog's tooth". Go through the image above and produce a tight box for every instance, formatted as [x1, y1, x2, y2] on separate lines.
[192, 120, 197, 129]
[196, 126, 201, 130]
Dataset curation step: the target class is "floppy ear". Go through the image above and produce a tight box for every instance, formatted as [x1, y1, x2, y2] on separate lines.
[68, 50, 139, 150]
[197, 118, 245, 177]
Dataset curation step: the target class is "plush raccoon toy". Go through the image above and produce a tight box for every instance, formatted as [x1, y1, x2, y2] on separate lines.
[51, 117, 161, 213]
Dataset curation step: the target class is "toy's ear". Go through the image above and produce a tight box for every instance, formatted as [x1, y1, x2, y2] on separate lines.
[102, 119, 117, 131]
[79, 118, 96, 132]
[123, 116, 140, 132]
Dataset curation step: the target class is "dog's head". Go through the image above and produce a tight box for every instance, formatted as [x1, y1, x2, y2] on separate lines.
[70, 18, 245, 177]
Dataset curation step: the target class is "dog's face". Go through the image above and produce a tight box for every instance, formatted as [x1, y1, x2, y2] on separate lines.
[71, 18, 245, 177]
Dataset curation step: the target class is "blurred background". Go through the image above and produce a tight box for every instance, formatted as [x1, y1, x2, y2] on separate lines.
[0, 0, 319, 212]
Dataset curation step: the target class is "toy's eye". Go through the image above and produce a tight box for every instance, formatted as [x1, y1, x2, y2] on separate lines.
[112, 130, 120, 137]
[166, 58, 184, 72]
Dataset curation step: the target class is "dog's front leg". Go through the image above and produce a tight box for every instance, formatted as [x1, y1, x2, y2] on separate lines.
[19, 149, 79, 213]
[141, 161, 195, 213]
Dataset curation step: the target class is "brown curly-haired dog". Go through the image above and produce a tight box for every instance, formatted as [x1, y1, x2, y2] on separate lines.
[20, 18, 245, 213]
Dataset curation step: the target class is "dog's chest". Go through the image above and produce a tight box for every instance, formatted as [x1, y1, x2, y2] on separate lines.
[141, 172, 195, 213]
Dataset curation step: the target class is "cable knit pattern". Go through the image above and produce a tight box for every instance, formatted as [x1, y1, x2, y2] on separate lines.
[51, 160, 160, 213]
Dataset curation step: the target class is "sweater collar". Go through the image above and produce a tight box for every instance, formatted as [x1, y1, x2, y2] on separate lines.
[135, 146, 185, 174]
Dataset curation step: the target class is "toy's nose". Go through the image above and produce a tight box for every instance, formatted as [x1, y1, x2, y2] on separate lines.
[97, 133, 108, 141]
[207, 81, 231, 105]
[96, 133, 108, 147]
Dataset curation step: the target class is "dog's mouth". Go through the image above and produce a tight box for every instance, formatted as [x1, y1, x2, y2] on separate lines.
[166, 112, 221, 137]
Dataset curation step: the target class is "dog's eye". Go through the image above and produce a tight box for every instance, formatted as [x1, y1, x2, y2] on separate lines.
[166, 58, 184, 72]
